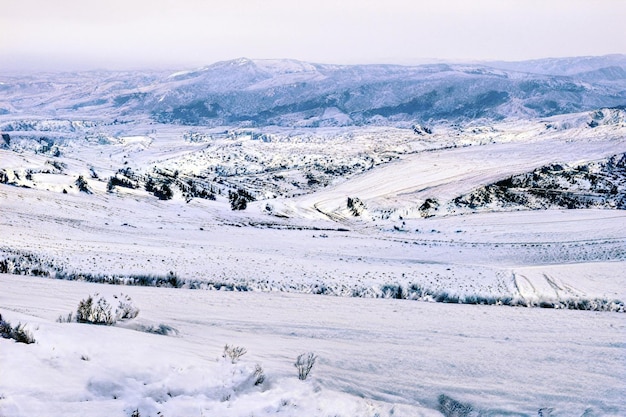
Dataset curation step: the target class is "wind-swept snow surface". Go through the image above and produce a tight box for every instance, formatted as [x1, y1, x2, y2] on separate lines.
[1, 274, 625, 417]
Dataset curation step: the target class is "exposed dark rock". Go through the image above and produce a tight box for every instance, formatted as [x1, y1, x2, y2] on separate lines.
[453, 153, 626, 212]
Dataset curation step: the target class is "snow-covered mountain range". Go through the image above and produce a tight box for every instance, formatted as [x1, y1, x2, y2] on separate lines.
[2, 55, 626, 127]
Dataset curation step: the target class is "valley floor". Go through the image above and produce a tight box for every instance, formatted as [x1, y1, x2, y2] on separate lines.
[2, 183, 625, 306]
[1, 112, 625, 416]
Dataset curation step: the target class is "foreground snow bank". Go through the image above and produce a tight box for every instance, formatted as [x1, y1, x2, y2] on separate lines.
[0, 313, 421, 417]
[1, 274, 625, 416]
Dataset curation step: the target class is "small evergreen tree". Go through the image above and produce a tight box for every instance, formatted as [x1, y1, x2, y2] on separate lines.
[107, 177, 115, 192]
[145, 177, 155, 192]
[228, 188, 255, 210]
[154, 183, 173, 200]
[75, 175, 91, 193]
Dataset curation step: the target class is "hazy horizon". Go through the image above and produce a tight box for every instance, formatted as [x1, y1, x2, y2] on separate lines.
[2, 0, 625, 72]
[3, 53, 626, 76]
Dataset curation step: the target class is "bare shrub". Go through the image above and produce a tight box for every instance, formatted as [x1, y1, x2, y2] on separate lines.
[138, 323, 178, 336]
[0, 314, 36, 344]
[57, 312, 73, 323]
[223, 344, 247, 364]
[114, 293, 139, 320]
[295, 352, 317, 380]
[438, 394, 474, 417]
[253, 364, 265, 386]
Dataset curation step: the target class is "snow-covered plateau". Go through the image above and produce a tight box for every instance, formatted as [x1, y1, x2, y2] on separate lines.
[1, 57, 626, 416]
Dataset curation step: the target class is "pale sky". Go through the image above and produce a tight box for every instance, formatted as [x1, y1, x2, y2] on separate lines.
[1, 0, 625, 71]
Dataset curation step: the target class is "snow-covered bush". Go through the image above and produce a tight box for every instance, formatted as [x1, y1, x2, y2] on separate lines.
[11, 323, 35, 344]
[107, 175, 138, 192]
[0, 314, 36, 344]
[0, 315, 14, 338]
[0, 249, 55, 276]
[138, 323, 178, 336]
[295, 352, 317, 380]
[438, 394, 475, 417]
[114, 293, 140, 320]
[223, 344, 248, 364]
[76, 294, 115, 325]
[74, 293, 139, 325]
[253, 364, 265, 386]
[380, 283, 404, 299]
[57, 312, 73, 323]
[346, 196, 366, 216]
[219, 345, 265, 385]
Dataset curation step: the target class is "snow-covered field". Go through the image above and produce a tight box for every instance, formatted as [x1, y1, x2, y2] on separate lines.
[2, 111, 624, 305]
[1, 73, 626, 416]
[1, 274, 625, 417]
[1, 181, 625, 305]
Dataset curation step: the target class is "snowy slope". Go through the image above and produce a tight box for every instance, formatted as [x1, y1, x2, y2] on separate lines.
[1, 57, 626, 417]
[2, 274, 625, 417]
[276, 112, 626, 221]
[1, 110, 625, 309]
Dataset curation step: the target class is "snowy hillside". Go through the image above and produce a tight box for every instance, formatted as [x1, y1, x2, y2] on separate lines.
[487, 54, 626, 76]
[453, 153, 626, 212]
[1, 56, 626, 416]
[2, 55, 626, 127]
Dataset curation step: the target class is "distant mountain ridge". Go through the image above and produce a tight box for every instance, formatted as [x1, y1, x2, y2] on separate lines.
[1, 55, 625, 127]
[485, 54, 626, 76]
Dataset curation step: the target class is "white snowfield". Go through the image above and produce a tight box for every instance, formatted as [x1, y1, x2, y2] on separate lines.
[1, 109, 626, 416]
[1, 275, 625, 417]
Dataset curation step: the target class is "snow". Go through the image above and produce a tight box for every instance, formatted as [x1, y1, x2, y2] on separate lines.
[2, 274, 625, 417]
[1, 112, 625, 309]
[1, 64, 626, 416]
[273, 117, 626, 227]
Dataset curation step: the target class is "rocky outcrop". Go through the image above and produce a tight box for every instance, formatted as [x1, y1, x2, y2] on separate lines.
[453, 154, 626, 211]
